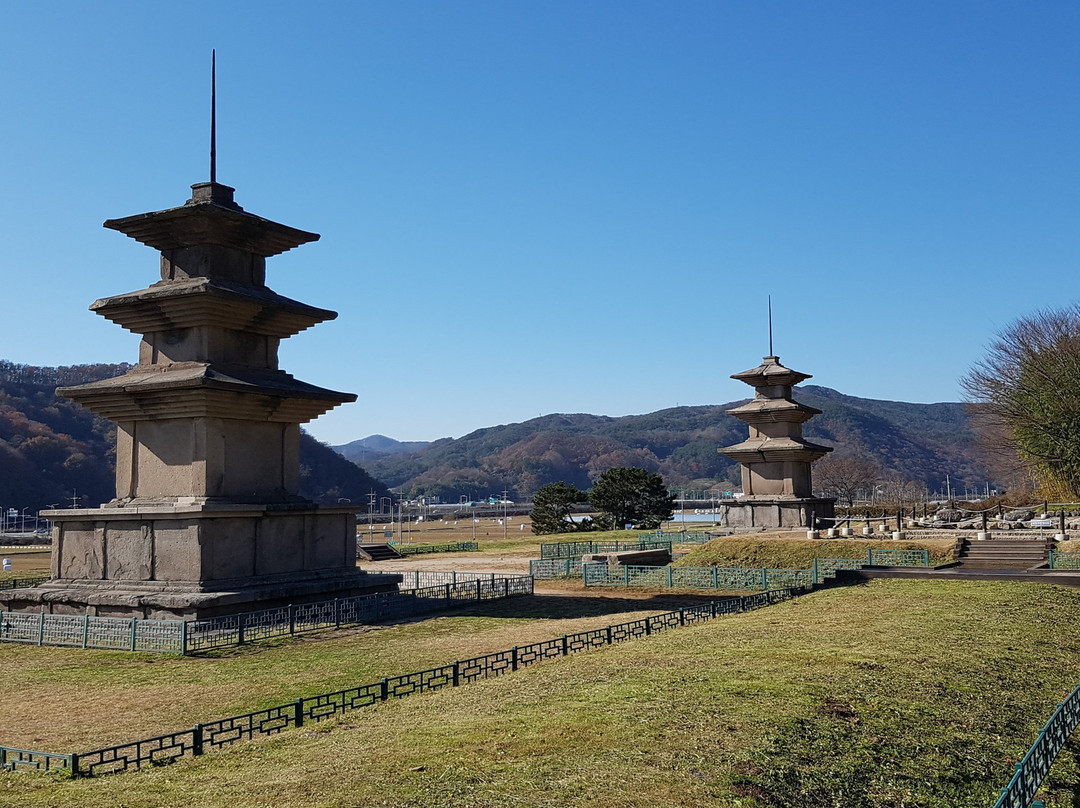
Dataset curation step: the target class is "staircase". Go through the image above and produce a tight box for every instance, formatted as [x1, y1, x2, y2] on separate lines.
[954, 535, 1055, 570]
[357, 543, 403, 562]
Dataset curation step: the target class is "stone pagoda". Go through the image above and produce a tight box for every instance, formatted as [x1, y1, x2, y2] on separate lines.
[0, 179, 400, 618]
[718, 355, 835, 529]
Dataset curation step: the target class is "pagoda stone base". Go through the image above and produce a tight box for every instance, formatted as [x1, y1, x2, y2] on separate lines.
[716, 497, 835, 530]
[0, 502, 402, 619]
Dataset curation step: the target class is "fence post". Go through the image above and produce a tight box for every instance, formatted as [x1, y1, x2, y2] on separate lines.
[504, 577, 509, 597]
[380, 678, 389, 702]
[624, 565, 629, 586]
[453, 661, 460, 687]
[69, 752, 79, 777]
[761, 569, 767, 590]
[192, 724, 204, 756]
[606, 625, 613, 645]
[561, 634, 569, 655]
[38, 611, 45, 645]
[645, 618, 652, 636]
[812, 558, 819, 585]
[511, 646, 518, 672]
[679, 608, 685, 626]
[181, 619, 188, 654]
[130, 617, 137, 651]
[711, 601, 717, 618]
[922, 549, 929, 567]
[1050, 551, 1057, 569]
[294, 698, 304, 728]
[335, 598, 341, 629]
[713, 566, 718, 589]
[289, 604, 295, 636]
[445, 583, 451, 601]
[82, 614, 90, 648]
[867, 548, 873, 566]
[667, 566, 673, 588]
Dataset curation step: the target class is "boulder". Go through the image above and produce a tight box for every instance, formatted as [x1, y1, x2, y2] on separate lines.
[934, 508, 965, 523]
[1004, 509, 1035, 522]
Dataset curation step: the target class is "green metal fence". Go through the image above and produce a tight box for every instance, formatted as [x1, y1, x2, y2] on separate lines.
[1049, 552, 1080, 570]
[867, 548, 930, 567]
[530, 558, 584, 579]
[582, 550, 931, 591]
[0, 584, 810, 777]
[0, 575, 48, 591]
[0, 574, 533, 655]
[583, 563, 814, 590]
[640, 531, 716, 545]
[395, 541, 479, 556]
[539, 538, 671, 559]
[993, 682, 1080, 808]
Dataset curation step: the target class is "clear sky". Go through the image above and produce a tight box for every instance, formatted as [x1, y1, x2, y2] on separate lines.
[2, 2, 1077, 444]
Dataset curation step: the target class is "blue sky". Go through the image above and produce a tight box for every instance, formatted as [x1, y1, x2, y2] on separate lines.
[2, 2, 1077, 444]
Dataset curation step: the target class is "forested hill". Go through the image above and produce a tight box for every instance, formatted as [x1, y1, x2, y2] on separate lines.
[0, 361, 390, 511]
[360, 385, 989, 502]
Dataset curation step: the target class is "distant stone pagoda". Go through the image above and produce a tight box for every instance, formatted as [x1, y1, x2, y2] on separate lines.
[0, 179, 400, 618]
[718, 355, 835, 529]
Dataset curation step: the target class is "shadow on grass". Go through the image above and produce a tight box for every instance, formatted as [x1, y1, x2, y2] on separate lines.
[444, 591, 739, 621]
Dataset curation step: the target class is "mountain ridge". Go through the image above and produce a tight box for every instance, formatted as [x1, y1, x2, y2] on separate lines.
[351, 385, 988, 501]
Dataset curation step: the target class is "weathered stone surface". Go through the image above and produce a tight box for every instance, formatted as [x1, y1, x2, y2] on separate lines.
[1004, 509, 1036, 522]
[0, 178, 402, 619]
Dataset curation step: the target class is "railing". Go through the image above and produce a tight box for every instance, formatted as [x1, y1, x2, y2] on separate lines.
[994, 682, 1080, 808]
[394, 541, 479, 556]
[0, 612, 183, 652]
[0, 574, 533, 655]
[0, 575, 49, 591]
[0, 584, 810, 777]
[583, 551, 931, 591]
[1048, 552, 1080, 570]
[867, 548, 930, 567]
[538, 539, 671, 559]
[640, 531, 716, 545]
[185, 575, 532, 652]
[583, 563, 813, 590]
[530, 558, 584, 579]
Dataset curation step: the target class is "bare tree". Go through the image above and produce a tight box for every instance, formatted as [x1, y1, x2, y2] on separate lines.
[814, 454, 881, 506]
[962, 304, 1080, 499]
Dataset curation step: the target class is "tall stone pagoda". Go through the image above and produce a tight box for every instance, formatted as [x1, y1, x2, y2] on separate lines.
[719, 355, 835, 529]
[1, 176, 399, 618]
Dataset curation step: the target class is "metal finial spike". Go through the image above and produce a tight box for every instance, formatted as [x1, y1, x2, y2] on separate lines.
[210, 49, 216, 184]
[768, 295, 773, 357]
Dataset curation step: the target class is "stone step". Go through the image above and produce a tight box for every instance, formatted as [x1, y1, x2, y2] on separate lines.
[357, 543, 403, 562]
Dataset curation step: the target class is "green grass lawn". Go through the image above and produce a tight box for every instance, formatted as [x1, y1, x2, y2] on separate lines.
[4, 579, 1080, 807]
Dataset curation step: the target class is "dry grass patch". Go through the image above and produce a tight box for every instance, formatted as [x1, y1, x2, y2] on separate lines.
[6, 580, 1080, 807]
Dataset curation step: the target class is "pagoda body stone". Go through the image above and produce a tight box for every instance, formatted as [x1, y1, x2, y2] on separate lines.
[0, 181, 400, 618]
[717, 355, 835, 529]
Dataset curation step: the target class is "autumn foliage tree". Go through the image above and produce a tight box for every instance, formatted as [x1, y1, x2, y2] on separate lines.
[962, 304, 1080, 499]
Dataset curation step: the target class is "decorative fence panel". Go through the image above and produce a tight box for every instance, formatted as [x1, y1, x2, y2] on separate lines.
[395, 541, 479, 556]
[867, 548, 930, 567]
[1, 585, 810, 777]
[582, 564, 813, 591]
[539, 539, 672, 559]
[994, 682, 1080, 808]
[640, 531, 715, 545]
[530, 558, 583, 579]
[0, 574, 533, 655]
[0, 575, 48, 591]
[1049, 552, 1080, 570]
